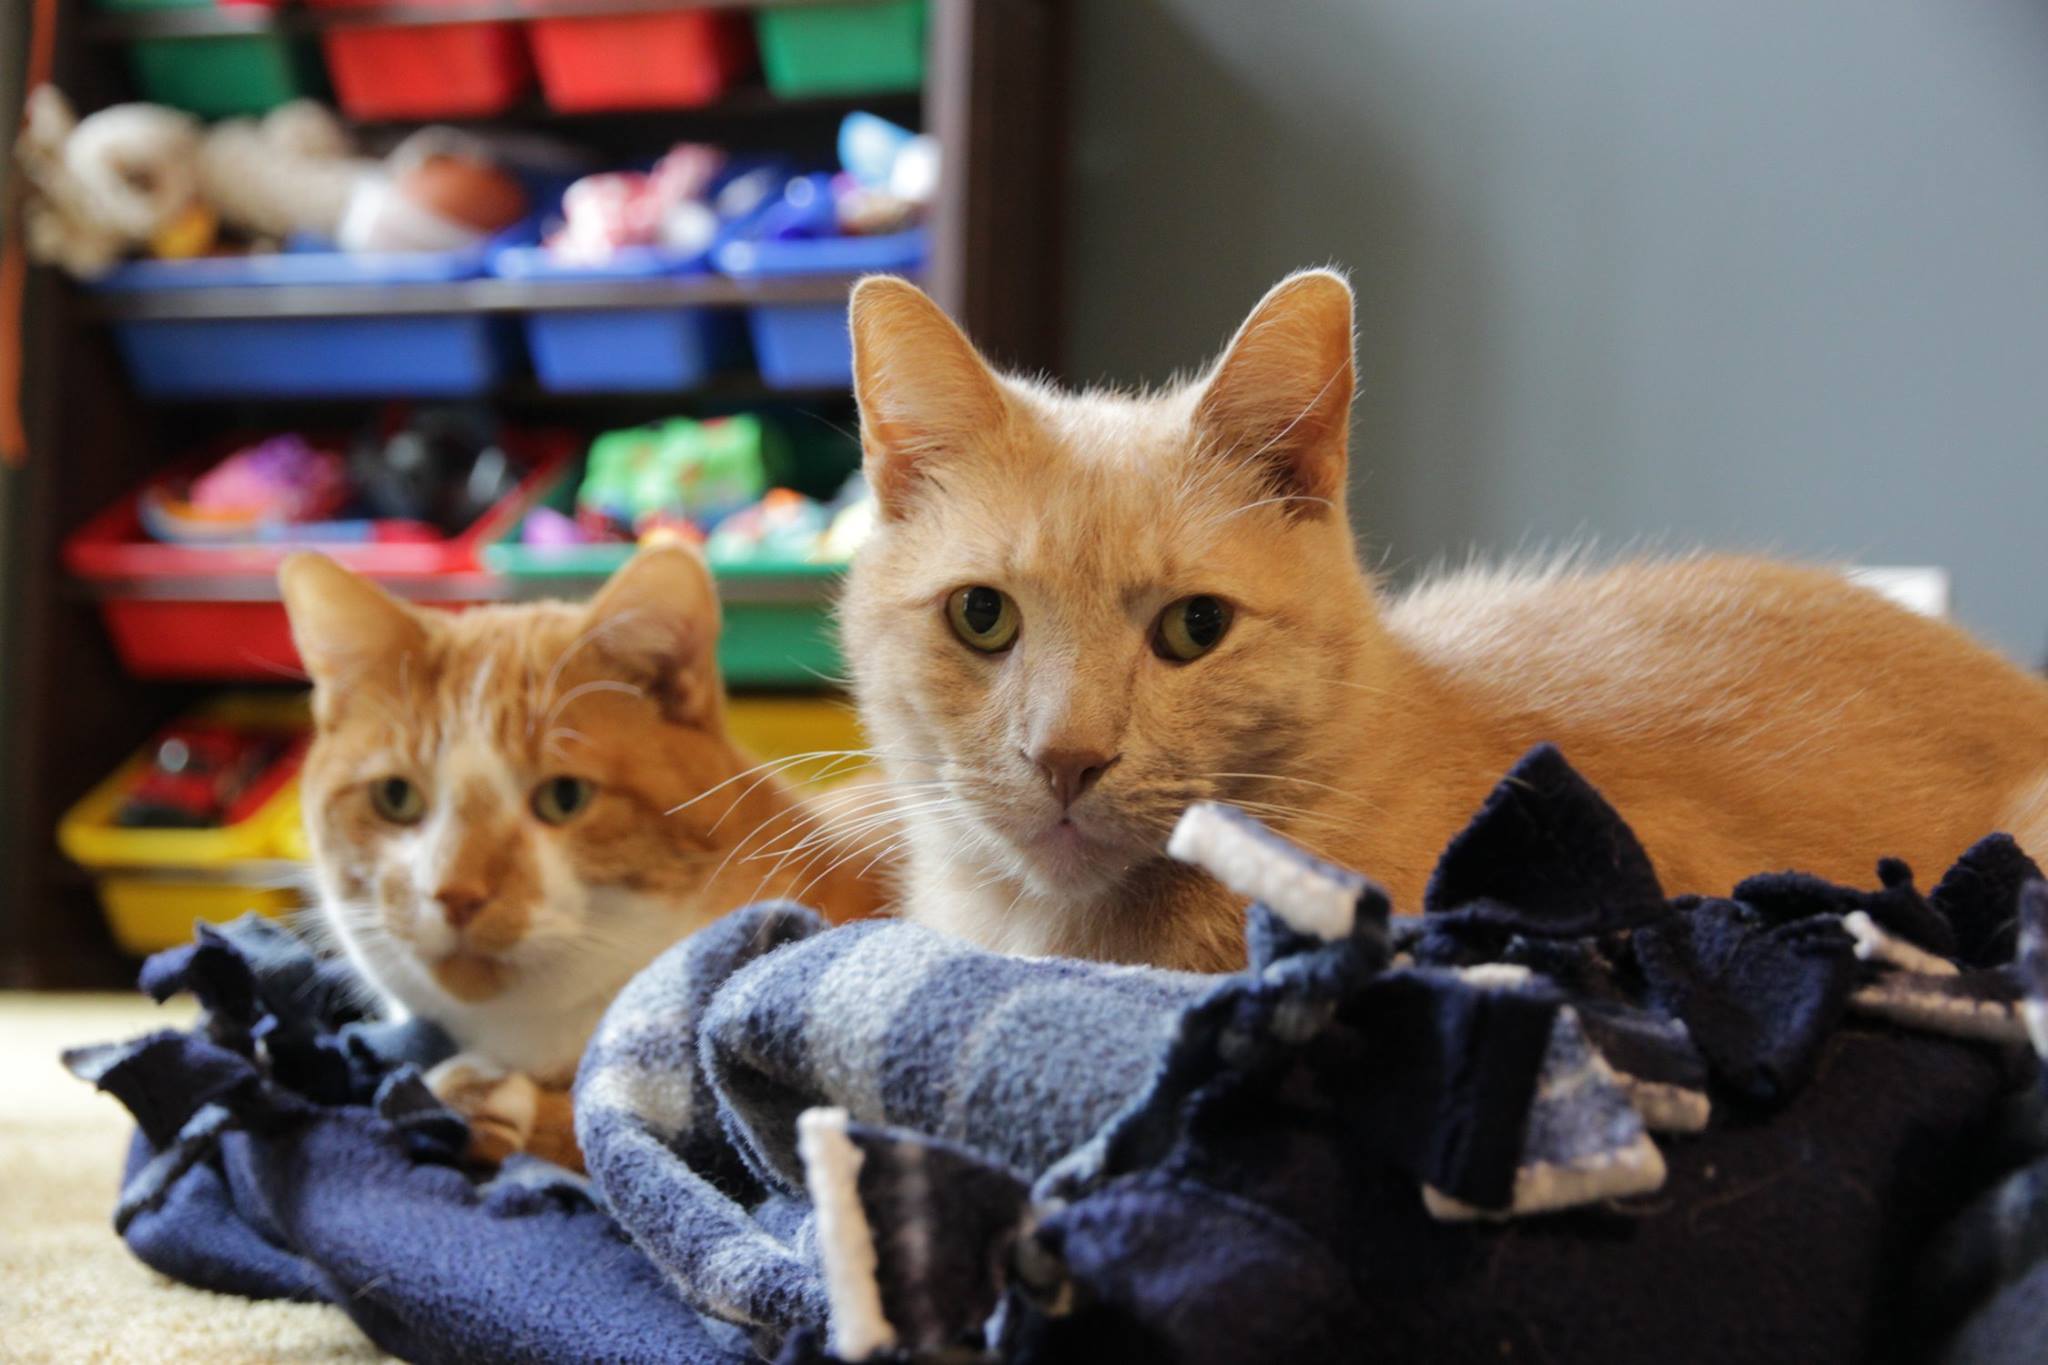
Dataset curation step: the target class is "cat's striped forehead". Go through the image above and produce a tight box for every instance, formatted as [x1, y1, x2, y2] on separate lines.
[343, 603, 637, 766]
[869, 393, 1305, 612]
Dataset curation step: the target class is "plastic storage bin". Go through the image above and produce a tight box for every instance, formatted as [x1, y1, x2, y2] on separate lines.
[99, 0, 314, 117]
[113, 316, 516, 399]
[64, 434, 571, 680]
[715, 228, 927, 388]
[310, 0, 530, 119]
[96, 246, 517, 399]
[723, 696, 868, 786]
[58, 694, 310, 955]
[756, 0, 926, 96]
[530, 10, 750, 113]
[484, 462, 846, 688]
[492, 245, 746, 392]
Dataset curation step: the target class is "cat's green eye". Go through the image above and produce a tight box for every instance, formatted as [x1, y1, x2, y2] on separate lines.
[1153, 595, 1234, 662]
[369, 776, 426, 825]
[532, 776, 596, 826]
[946, 585, 1020, 653]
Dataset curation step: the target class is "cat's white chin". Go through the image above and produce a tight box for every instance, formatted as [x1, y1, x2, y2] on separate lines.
[1010, 814, 1139, 899]
[430, 948, 515, 1004]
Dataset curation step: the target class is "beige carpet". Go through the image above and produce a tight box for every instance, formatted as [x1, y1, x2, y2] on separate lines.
[0, 993, 388, 1364]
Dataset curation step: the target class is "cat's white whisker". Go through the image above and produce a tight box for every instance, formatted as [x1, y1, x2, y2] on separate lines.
[238, 653, 314, 685]
[780, 812, 979, 907]
[697, 783, 913, 892]
[532, 609, 640, 735]
[771, 786, 955, 844]
[700, 780, 895, 867]
[1197, 770, 1373, 805]
[542, 678, 642, 734]
[682, 747, 942, 827]
[740, 796, 946, 876]
[1205, 492, 1337, 527]
[855, 832, 921, 883]
[748, 796, 966, 882]
[465, 654, 498, 728]
[543, 727, 591, 760]
[1307, 675, 1398, 699]
[794, 661, 854, 688]
[665, 749, 836, 819]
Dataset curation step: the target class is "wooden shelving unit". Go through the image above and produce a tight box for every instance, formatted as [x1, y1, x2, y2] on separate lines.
[0, 0, 1069, 987]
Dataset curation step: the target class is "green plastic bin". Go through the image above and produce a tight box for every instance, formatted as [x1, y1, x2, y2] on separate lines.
[485, 467, 848, 690]
[756, 0, 926, 97]
[100, 0, 316, 117]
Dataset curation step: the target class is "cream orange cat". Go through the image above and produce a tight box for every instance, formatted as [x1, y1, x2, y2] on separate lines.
[281, 545, 887, 1164]
[840, 270, 2048, 972]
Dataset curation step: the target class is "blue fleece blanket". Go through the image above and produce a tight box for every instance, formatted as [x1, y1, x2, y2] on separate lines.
[67, 745, 2048, 1364]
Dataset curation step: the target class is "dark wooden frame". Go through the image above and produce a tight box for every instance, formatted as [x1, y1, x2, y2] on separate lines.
[0, 0, 1067, 987]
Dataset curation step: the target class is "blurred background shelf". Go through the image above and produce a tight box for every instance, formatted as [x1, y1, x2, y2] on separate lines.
[2, 0, 1070, 986]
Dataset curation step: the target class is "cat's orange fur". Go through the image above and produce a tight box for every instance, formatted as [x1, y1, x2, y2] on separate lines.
[841, 271, 2048, 972]
[281, 545, 888, 1166]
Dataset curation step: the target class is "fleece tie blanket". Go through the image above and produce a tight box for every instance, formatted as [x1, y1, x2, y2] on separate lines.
[68, 744, 2048, 1364]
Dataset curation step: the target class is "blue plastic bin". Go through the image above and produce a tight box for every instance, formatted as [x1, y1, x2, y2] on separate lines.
[113, 316, 515, 398]
[93, 241, 501, 289]
[714, 228, 928, 389]
[95, 240, 514, 399]
[491, 244, 746, 392]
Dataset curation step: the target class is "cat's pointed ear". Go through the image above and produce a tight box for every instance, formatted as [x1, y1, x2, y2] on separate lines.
[585, 542, 723, 726]
[1193, 269, 1356, 516]
[850, 276, 1008, 519]
[279, 551, 429, 691]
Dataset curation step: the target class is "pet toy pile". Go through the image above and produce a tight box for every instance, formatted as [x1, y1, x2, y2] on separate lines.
[14, 89, 924, 281]
[535, 111, 934, 268]
[14, 88, 529, 279]
[67, 746, 2048, 1363]
[138, 408, 523, 548]
[541, 143, 731, 265]
[519, 414, 872, 566]
[110, 716, 298, 831]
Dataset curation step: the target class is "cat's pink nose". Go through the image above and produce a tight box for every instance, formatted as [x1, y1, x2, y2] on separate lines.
[1031, 746, 1119, 809]
[434, 886, 488, 930]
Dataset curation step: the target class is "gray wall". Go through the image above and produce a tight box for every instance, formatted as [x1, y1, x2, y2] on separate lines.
[1064, 0, 2048, 664]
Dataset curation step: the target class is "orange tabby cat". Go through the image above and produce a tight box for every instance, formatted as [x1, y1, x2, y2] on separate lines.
[281, 545, 887, 1164]
[840, 271, 2048, 972]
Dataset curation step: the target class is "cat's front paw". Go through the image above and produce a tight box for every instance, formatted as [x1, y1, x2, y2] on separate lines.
[426, 1054, 540, 1166]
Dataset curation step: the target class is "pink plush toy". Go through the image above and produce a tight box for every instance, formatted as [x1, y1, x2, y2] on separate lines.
[546, 143, 723, 263]
[188, 435, 350, 523]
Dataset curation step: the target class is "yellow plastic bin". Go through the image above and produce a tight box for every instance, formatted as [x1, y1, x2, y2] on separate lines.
[62, 694, 863, 954]
[59, 695, 311, 955]
[724, 695, 869, 789]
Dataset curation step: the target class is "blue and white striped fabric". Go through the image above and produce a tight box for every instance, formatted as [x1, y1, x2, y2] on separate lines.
[574, 904, 1217, 1347]
[569, 749, 2048, 1360]
[573, 779, 1654, 1355]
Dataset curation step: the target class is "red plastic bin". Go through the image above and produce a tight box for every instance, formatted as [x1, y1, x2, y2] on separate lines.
[311, 0, 531, 119]
[64, 434, 572, 681]
[529, 10, 751, 113]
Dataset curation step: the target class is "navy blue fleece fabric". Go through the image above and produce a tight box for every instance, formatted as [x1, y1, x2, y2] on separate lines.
[66, 746, 2043, 1365]
[65, 918, 745, 1365]
[1912, 881, 2048, 1365]
[991, 1024, 2004, 1365]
